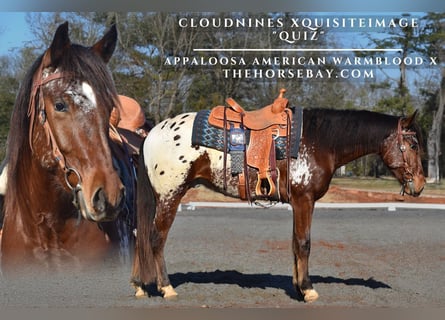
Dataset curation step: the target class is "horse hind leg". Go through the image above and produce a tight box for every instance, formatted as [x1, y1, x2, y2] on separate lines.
[152, 211, 179, 299]
[131, 242, 147, 297]
[155, 244, 178, 299]
[132, 209, 178, 299]
[131, 149, 160, 297]
[131, 143, 187, 299]
[132, 223, 178, 299]
[130, 197, 180, 299]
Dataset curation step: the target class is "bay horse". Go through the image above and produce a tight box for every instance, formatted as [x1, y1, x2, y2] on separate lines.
[131, 94, 425, 302]
[1, 22, 134, 275]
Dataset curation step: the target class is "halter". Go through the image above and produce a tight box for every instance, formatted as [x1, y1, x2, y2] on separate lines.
[28, 56, 87, 219]
[396, 118, 417, 195]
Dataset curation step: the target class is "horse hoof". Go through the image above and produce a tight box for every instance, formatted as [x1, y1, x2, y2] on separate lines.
[161, 285, 178, 299]
[303, 289, 319, 303]
[134, 286, 147, 298]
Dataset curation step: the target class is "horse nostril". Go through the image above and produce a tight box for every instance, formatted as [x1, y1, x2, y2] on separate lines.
[92, 187, 125, 215]
[415, 186, 424, 197]
[92, 187, 107, 212]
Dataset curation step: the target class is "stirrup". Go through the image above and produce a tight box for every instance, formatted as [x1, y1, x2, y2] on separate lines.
[255, 173, 277, 197]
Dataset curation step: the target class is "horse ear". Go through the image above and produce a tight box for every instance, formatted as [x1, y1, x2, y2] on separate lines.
[42, 21, 71, 68]
[91, 24, 117, 63]
[400, 109, 419, 129]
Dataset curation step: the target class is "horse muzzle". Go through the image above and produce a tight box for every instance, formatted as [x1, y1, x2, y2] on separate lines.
[400, 176, 425, 197]
[74, 185, 126, 222]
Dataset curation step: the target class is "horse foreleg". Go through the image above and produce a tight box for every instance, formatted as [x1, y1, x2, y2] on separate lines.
[291, 195, 319, 302]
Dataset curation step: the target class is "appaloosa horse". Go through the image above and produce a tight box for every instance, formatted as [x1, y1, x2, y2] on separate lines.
[1, 22, 135, 275]
[131, 93, 425, 302]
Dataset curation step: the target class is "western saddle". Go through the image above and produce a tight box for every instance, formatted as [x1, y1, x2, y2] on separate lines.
[208, 89, 292, 201]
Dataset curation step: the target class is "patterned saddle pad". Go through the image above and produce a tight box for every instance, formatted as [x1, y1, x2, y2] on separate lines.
[191, 107, 303, 160]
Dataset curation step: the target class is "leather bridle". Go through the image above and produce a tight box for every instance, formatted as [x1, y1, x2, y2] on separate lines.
[396, 118, 418, 195]
[28, 59, 88, 219]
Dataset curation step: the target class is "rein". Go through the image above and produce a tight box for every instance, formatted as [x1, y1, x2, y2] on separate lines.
[28, 59, 87, 220]
[396, 118, 417, 195]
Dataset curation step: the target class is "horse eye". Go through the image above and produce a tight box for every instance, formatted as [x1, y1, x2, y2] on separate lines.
[410, 144, 418, 151]
[54, 102, 68, 112]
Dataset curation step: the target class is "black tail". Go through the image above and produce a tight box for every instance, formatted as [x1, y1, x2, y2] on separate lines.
[134, 147, 157, 284]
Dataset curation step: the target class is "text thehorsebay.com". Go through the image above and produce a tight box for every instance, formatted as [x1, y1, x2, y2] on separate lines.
[163, 15, 436, 80]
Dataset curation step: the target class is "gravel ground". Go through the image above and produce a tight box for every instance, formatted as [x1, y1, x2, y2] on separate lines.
[0, 206, 444, 310]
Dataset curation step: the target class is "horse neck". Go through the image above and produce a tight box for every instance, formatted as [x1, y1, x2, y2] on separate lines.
[6, 143, 71, 227]
[308, 110, 393, 169]
[333, 135, 381, 168]
[339, 118, 396, 169]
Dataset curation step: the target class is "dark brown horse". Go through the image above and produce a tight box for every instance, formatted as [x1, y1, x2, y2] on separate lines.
[1, 22, 134, 275]
[131, 98, 425, 302]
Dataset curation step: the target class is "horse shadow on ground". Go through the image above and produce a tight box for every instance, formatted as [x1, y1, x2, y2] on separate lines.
[152, 269, 392, 301]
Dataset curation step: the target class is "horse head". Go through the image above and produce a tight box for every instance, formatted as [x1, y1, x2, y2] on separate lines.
[381, 110, 426, 196]
[26, 22, 125, 221]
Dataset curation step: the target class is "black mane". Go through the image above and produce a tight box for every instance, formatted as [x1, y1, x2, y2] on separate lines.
[303, 108, 400, 155]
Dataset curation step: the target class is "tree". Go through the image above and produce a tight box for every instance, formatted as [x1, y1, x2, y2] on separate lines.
[418, 13, 445, 183]
[0, 56, 20, 159]
[103, 12, 204, 124]
[373, 12, 445, 183]
[363, 14, 419, 115]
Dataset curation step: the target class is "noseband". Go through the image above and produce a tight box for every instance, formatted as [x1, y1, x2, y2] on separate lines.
[396, 118, 417, 195]
[28, 59, 87, 219]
